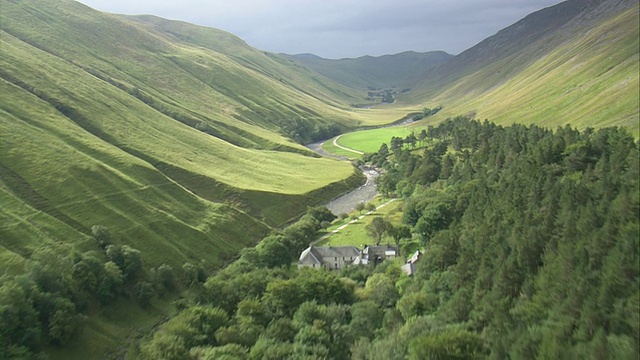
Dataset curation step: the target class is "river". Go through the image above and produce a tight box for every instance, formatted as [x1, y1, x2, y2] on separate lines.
[305, 139, 380, 215]
[305, 112, 419, 214]
[325, 167, 380, 215]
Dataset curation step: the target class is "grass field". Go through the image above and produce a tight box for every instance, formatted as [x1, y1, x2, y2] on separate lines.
[324, 119, 432, 155]
[321, 140, 364, 159]
[318, 198, 404, 247]
[334, 128, 412, 154]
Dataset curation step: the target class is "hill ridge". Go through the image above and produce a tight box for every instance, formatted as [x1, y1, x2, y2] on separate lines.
[406, 0, 638, 136]
[283, 50, 453, 90]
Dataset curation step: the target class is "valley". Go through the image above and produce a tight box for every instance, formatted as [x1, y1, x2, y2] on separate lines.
[0, 0, 638, 358]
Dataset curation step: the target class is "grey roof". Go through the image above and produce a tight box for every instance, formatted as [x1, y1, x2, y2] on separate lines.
[298, 246, 360, 264]
[299, 246, 322, 265]
[312, 246, 360, 259]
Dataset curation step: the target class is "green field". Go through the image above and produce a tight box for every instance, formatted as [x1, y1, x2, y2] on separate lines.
[326, 119, 434, 155]
[333, 128, 412, 154]
[321, 140, 364, 159]
[318, 199, 404, 247]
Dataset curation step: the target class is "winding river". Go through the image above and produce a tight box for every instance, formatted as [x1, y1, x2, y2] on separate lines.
[305, 112, 418, 215]
[305, 140, 380, 215]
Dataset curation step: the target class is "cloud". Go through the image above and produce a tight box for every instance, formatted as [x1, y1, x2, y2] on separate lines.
[76, 0, 565, 58]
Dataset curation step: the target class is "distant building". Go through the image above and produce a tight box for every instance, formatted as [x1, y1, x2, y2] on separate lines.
[401, 250, 421, 276]
[298, 244, 398, 270]
[298, 245, 360, 270]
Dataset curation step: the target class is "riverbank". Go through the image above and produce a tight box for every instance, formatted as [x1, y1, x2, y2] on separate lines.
[305, 140, 381, 215]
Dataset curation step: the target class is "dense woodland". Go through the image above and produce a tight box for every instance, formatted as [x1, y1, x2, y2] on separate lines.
[368, 118, 639, 358]
[1, 118, 638, 359]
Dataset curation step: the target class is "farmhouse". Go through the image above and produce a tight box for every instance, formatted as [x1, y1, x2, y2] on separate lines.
[298, 244, 398, 271]
[401, 250, 421, 276]
[298, 245, 360, 270]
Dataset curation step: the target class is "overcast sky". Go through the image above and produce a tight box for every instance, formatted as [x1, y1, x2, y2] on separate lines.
[76, 0, 565, 59]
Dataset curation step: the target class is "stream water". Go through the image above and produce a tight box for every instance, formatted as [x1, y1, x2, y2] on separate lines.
[305, 113, 419, 214]
[305, 140, 380, 215]
[325, 167, 379, 215]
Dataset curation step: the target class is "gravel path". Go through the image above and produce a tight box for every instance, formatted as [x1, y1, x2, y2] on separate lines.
[305, 140, 346, 160]
[333, 135, 364, 155]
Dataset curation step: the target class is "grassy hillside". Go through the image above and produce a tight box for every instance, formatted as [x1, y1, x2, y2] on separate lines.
[0, 0, 376, 275]
[2, 0, 637, 357]
[127, 15, 365, 110]
[1, 0, 366, 145]
[0, 2, 381, 356]
[406, 0, 639, 137]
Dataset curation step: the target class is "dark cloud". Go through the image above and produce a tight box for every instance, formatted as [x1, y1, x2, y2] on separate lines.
[77, 0, 565, 58]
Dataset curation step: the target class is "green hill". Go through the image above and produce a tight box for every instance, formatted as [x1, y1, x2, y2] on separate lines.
[0, 0, 370, 275]
[406, 0, 639, 136]
[0, 2, 382, 354]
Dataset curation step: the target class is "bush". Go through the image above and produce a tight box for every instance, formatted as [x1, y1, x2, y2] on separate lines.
[135, 281, 154, 307]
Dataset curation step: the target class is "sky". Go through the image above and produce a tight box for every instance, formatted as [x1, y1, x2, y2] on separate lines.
[76, 0, 566, 59]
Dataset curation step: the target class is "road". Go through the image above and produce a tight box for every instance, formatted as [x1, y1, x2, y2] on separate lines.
[332, 135, 364, 155]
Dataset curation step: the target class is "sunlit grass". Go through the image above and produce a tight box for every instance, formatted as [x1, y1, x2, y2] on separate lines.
[321, 140, 363, 159]
[349, 105, 421, 126]
[319, 199, 404, 247]
[418, 6, 639, 138]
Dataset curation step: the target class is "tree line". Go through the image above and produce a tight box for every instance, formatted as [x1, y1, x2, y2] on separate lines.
[368, 117, 639, 358]
[0, 225, 205, 359]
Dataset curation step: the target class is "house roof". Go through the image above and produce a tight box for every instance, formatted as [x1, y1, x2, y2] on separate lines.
[298, 246, 360, 265]
[298, 247, 321, 265]
[312, 246, 360, 259]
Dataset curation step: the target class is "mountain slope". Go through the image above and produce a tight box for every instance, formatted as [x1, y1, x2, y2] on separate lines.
[284, 51, 453, 91]
[127, 15, 365, 110]
[0, 0, 366, 274]
[1, 0, 366, 146]
[407, 0, 639, 136]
